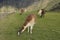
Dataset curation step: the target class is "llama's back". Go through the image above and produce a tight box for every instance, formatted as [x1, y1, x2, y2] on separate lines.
[23, 14, 36, 26]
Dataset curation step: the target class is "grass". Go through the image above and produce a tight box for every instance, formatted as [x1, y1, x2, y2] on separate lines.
[0, 11, 60, 40]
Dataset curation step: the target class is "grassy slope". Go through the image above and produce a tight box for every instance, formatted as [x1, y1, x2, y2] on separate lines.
[0, 11, 60, 40]
[27, 0, 60, 11]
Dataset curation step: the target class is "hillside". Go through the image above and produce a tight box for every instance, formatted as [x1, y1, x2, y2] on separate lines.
[0, 0, 60, 12]
[0, 11, 60, 40]
[27, 0, 60, 11]
[0, 0, 60, 40]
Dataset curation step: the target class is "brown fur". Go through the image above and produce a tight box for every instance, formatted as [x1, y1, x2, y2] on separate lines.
[23, 14, 36, 26]
[38, 9, 45, 17]
[18, 14, 36, 34]
[19, 8, 25, 15]
[41, 9, 45, 17]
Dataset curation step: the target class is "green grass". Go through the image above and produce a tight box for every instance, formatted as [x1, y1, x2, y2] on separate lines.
[0, 11, 60, 40]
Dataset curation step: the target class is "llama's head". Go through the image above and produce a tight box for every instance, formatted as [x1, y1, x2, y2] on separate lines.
[17, 27, 24, 36]
[17, 28, 21, 36]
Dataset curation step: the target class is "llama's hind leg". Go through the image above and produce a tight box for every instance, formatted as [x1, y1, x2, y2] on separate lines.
[28, 26, 30, 33]
[30, 25, 34, 34]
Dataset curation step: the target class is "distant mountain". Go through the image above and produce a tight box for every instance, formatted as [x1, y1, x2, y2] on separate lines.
[0, 0, 60, 11]
[0, 0, 39, 8]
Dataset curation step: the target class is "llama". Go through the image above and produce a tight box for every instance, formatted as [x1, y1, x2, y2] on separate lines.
[18, 14, 36, 36]
[38, 9, 45, 17]
[19, 8, 26, 15]
[19, 8, 24, 15]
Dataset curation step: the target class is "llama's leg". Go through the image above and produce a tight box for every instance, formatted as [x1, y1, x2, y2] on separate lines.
[43, 14, 45, 17]
[41, 13, 43, 18]
[28, 26, 29, 33]
[30, 25, 34, 34]
[21, 23, 30, 33]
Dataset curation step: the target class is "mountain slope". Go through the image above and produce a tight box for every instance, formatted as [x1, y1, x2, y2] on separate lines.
[0, 0, 60, 12]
